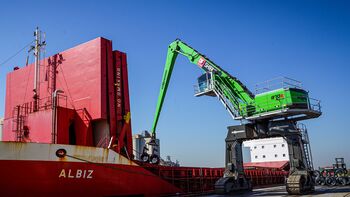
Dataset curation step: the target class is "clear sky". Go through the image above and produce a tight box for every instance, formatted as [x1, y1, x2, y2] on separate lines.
[0, 0, 349, 168]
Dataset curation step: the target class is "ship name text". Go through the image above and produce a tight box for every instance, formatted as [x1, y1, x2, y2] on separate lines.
[59, 169, 93, 179]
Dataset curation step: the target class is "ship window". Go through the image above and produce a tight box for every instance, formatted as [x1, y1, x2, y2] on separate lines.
[274, 145, 276, 148]
[254, 146, 257, 149]
[263, 155, 266, 158]
[255, 155, 258, 159]
[262, 145, 264, 149]
[283, 154, 286, 157]
[282, 144, 285, 147]
[275, 154, 278, 158]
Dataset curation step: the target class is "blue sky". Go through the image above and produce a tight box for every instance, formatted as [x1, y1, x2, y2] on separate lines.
[0, 0, 349, 168]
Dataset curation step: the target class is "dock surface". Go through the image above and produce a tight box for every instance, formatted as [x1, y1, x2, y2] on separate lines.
[207, 185, 350, 197]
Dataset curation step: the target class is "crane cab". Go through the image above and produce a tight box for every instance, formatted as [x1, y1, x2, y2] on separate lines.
[194, 73, 216, 97]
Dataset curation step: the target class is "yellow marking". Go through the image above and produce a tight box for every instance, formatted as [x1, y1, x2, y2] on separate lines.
[124, 112, 131, 124]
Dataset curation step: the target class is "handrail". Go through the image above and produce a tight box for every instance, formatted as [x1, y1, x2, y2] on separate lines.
[12, 95, 68, 119]
[213, 82, 239, 118]
[255, 77, 302, 94]
[309, 98, 321, 112]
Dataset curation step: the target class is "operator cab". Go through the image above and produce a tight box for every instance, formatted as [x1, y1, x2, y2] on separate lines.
[194, 73, 216, 97]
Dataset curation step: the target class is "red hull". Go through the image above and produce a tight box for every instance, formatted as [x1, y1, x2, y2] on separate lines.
[0, 141, 288, 196]
[0, 160, 181, 197]
[0, 142, 184, 197]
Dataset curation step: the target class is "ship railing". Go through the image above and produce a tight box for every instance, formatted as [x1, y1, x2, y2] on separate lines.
[12, 95, 67, 117]
[76, 108, 92, 126]
[11, 95, 68, 140]
[53, 94, 68, 109]
[140, 164, 288, 194]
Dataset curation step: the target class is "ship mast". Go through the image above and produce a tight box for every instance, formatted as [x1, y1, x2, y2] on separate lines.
[32, 27, 45, 112]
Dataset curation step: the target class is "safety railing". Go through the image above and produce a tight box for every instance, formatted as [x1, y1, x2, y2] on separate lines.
[11, 95, 67, 142]
[194, 78, 241, 118]
[297, 123, 309, 143]
[255, 77, 302, 94]
[76, 108, 92, 125]
[309, 98, 321, 112]
[297, 123, 314, 170]
[12, 95, 67, 117]
[12, 95, 67, 124]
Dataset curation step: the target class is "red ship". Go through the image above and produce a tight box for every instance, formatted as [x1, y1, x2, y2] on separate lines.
[0, 29, 287, 196]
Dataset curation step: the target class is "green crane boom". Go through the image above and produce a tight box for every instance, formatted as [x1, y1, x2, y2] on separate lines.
[151, 39, 255, 134]
[151, 39, 320, 135]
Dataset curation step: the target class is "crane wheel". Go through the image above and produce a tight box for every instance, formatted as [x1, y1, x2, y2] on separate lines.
[150, 154, 160, 164]
[326, 177, 337, 186]
[141, 153, 150, 163]
[335, 169, 348, 178]
[316, 176, 325, 185]
[337, 177, 348, 186]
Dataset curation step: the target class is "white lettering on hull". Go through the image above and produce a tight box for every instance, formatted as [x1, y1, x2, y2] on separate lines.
[59, 169, 93, 179]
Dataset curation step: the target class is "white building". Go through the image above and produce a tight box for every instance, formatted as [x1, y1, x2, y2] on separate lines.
[0, 118, 3, 141]
[243, 137, 289, 163]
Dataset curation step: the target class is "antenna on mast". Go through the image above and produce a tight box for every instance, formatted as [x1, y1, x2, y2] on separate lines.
[30, 27, 46, 112]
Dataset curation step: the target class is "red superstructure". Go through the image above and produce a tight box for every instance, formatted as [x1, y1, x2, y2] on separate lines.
[3, 37, 132, 157]
[0, 37, 288, 196]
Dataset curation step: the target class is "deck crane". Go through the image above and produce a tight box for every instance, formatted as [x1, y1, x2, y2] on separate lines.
[149, 39, 321, 195]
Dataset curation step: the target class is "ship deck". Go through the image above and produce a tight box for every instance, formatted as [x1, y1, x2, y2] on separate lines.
[206, 185, 350, 197]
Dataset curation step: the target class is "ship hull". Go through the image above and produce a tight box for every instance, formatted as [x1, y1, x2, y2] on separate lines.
[0, 142, 288, 196]
[0, 142, 181, 197]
